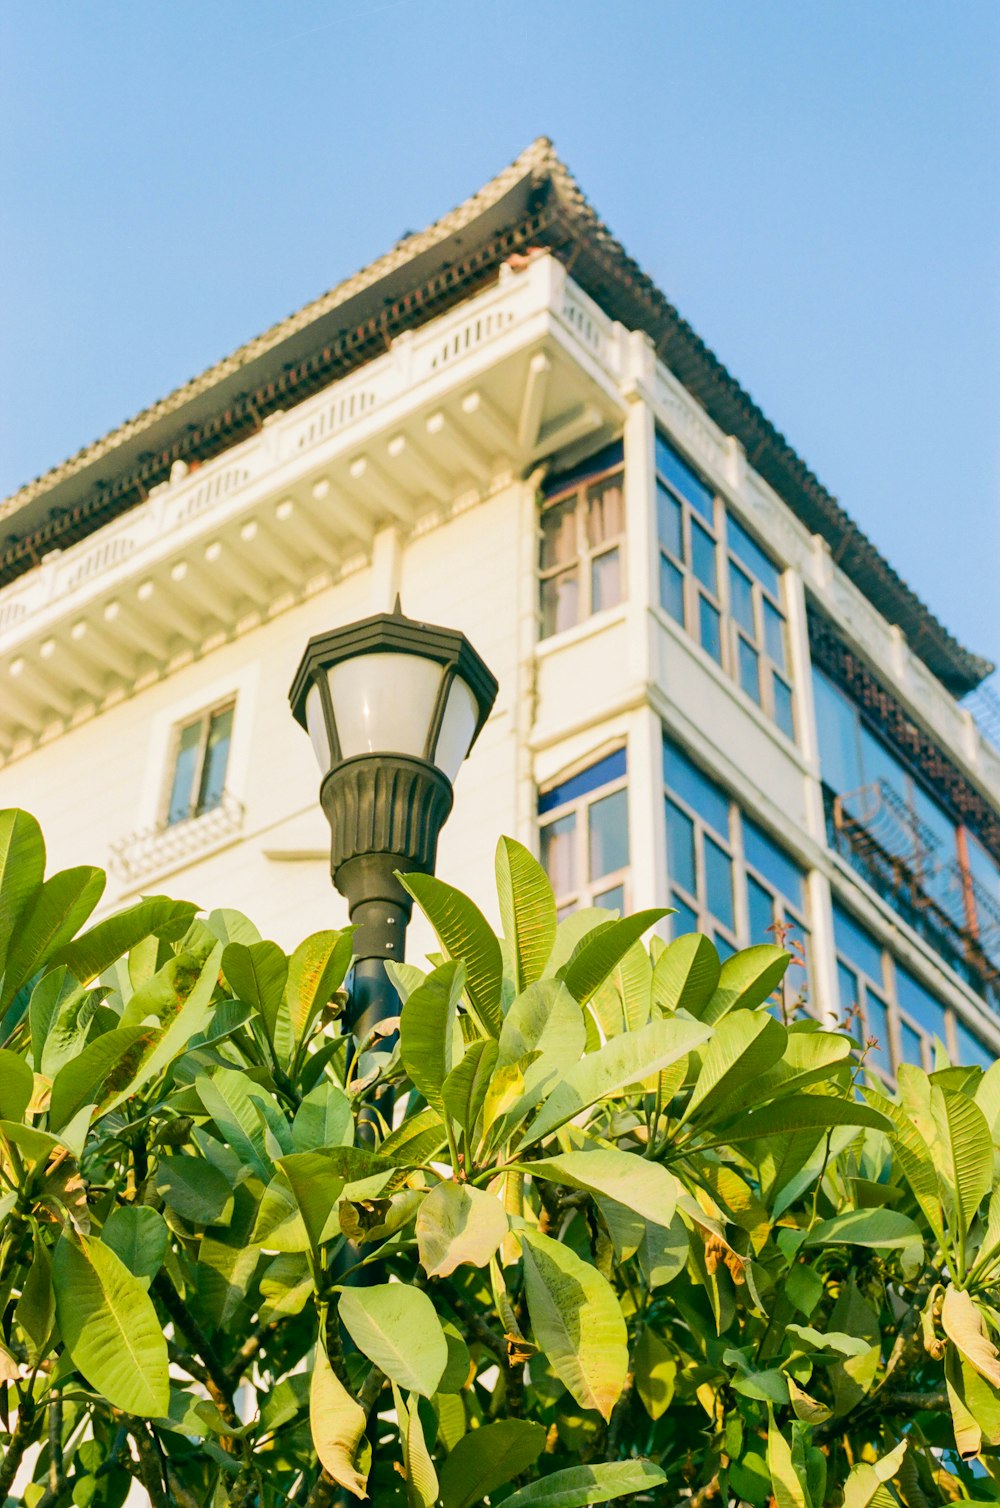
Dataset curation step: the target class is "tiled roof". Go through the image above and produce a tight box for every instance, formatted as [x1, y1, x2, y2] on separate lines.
[1, 138, 991, 694]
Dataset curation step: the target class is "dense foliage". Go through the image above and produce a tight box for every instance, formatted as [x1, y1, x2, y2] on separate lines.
[0, 808, 998, 1507]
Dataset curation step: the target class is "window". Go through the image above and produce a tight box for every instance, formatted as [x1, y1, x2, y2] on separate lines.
[165, 702, 235, 827]
[539, 749, 629, 918]
[539, 443, 625, 639]
[663, 737, 810, 994]
[655, 432, 794, 737]
[832, 899, 994, 1081]
[813, 664, 1000, 1009]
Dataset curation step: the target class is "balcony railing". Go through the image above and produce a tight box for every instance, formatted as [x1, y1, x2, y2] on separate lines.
[828, 781, 1000, 1006]
[109, 790, 245, 885]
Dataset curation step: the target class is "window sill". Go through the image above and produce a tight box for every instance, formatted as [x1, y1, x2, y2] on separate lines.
[651, 603, 809, 772]
[109, 792, 245, 889]
[535, 604, 629, 659]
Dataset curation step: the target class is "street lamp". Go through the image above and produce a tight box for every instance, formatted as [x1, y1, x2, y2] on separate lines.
[289, 599, 498, 1045]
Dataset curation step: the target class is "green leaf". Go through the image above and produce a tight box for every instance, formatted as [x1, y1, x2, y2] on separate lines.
[439, 1418, 546, 1508]
[702, 944, 789, 1024]
[156, 1155, 234, 1225]
[54, 896, 197, 983]
[277, 1152, 349, 1249]
[48, 1025, 153, 1130]
[338, 1283, 448, 1397]
[14, 1228, 54, 1363]
[521, 1227, 627, 1421]
[391, 1384, 438, 1508]
[652, 932, 720, 1015]
[442, 1039, 498, 1133]
[842, 1439, 907, 1508]
[416, 1181, 508, 1277]
[561, 910, 669, 1007]
[638, 1213, 688, 1289]
[292, 1079, 354, 1152]
[400, 872, 504, 1038]
[521, 1015, 711, 1148]
[804, 1208, 923, 1249]
[102, 1206, 168, 1286]
[109, 946, 223, 1112]
[2, 866, 105, 1010]
[767, 1415, 808, 1508]
[0, 1048, 33, 1122]
[400, 961, 464, 1115]
[720, 1094, 891, 1142]
[932, 1086, 993, 1246]
[527, 1148, 678, 1228]
[52, 1230, 169, 1415]
[684, 1010, 787, 1124]
[496, 836, 557, 992]
[498, 980, 586, 1072]
[29, 968, 87, 1073]
[634, 1328, 676, 1420]
[501, 1460, 666, 1506]
[0, 810, 45, 984]
[310, 1341, 370, 1500]
[197, 1069, 273, 1179]
[222, 940, 289, 1057]
[284, 930, 353, 1047]
[379, 1106, 448, 1164]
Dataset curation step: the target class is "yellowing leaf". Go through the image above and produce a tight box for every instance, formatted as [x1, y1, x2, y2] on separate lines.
[521, 1227, 627, 1421]
[634, 1328, 676, 1420]
[942, 1286, 1000, 1388]
[416, 1181, 507, 1278]
[310, 1342, 369, 1500]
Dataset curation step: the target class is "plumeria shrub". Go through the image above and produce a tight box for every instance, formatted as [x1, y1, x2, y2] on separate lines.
[0, 808, 998, 1507]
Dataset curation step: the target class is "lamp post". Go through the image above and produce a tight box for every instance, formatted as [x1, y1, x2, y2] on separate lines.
[289, 599, 498, 1047]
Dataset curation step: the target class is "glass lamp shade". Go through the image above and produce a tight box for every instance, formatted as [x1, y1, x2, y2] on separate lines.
[328, 652, 444, 761]
[433, 673, 479, 780]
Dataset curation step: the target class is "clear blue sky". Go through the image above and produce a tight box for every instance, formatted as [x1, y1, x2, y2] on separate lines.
[1, 2, 997, 685]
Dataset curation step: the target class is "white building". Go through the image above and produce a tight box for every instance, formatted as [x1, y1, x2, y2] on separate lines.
[1, 138, 997, 1079]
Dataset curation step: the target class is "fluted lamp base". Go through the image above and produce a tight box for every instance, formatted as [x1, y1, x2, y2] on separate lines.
[319, 754, 453, 1041]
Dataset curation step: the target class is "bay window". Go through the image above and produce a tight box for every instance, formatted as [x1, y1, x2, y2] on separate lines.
[539, 749, 629, 918]
[656, 432, 794, 738]
[539, 443, 625, 639]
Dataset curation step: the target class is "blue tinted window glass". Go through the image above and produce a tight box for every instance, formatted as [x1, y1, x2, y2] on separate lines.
[763, 600, 787, 669]
[865, 992, 893, 1078]
[833, 902, 884, 983]
[167, 719, 202, 826]
[728, 516, 780, 597]
[198, 707, 233, 814]
[837, 962, 860, 1017]
[728, 562, 755, 636]
[860, 725, 908, 807]
[660, 557, 685, 622]
[665, 799, 696, 894]
[744, 820, 805, 910]
[773, 676, 795, 741]
[657, 484, 683, 559]
[589, 788, 629, 881]
[812, 670, 863, 796]
[542, 440, 624, 497]
[594, 884, 625, 916]
[538, 749, 627, 814]
[669, 893, 699, 937]
[691, 521, 717, 593]
[699, 596, 723, 663]
[899, 1019, 925, 1068]
[954, 1018, 995, 1070]
[738, 638, 761, 703]
[655, 432, 714, 521]
[895, 966, 946, 1040]
[663, 740, 730, 836]
[714, 932, 736, 961]
[748, 875, 775, 943]
[704, 838, 735, 931]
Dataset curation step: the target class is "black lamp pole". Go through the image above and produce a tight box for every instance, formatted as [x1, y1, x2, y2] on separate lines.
[289, 601, 498, 1048]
